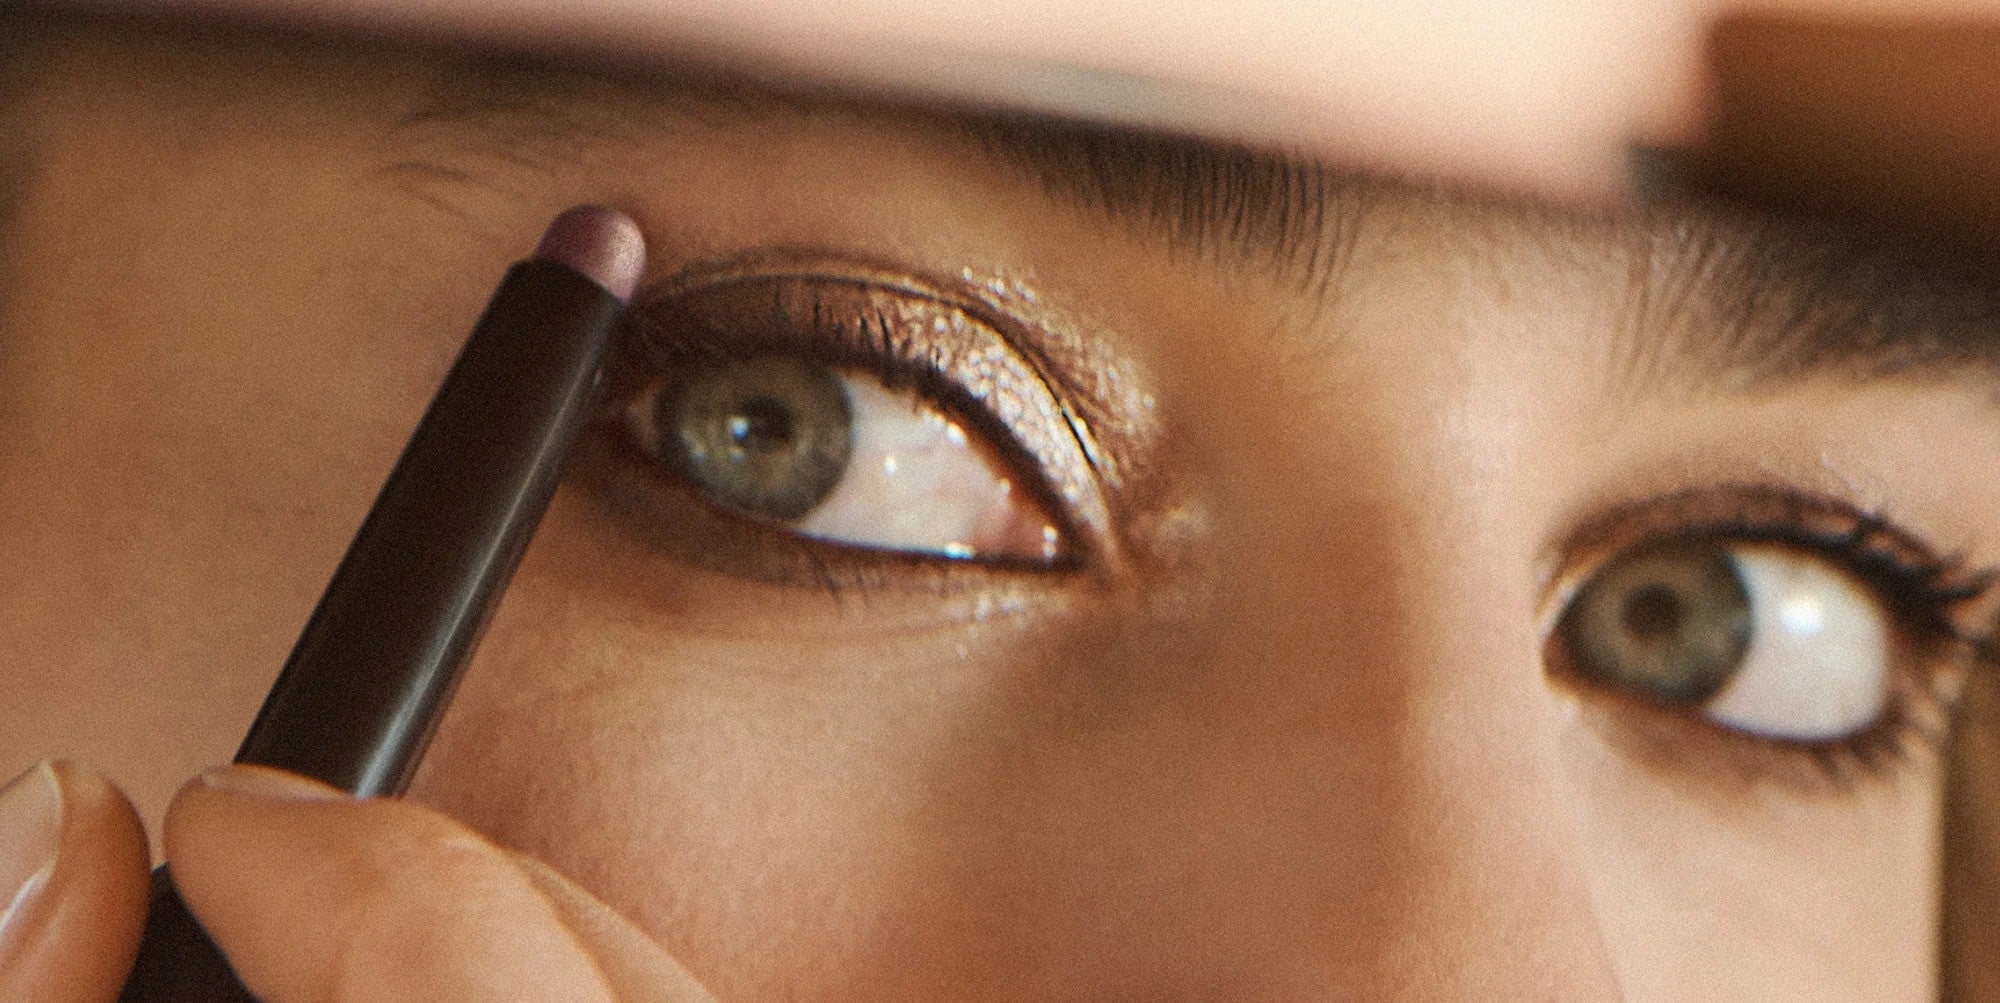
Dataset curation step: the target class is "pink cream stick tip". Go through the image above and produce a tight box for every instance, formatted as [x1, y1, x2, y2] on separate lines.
[531, 205, 646, 304]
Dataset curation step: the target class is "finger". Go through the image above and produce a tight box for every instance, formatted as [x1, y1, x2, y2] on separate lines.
[0, 761, 151, 1002]
[164, 765, 709, 1001]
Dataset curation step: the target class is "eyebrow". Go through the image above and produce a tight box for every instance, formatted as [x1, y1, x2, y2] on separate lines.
[394, 65, 2000, 395]
[958, 116, 1369, 295]
[1623, 208, 2000, 393]
[938, 114, 2000, 396]
[968, 119, 2000, 392]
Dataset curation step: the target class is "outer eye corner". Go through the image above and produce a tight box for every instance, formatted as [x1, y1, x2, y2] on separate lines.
[1545, 484, 2000, 802]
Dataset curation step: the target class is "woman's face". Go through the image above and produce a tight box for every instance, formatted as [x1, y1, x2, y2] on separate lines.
[5, 18, 1996, 997]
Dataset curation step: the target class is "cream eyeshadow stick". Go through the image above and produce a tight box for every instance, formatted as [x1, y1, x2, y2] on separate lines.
[119, 205, 647, 1000]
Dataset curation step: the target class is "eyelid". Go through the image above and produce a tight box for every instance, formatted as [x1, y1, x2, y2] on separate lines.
[1537, 483, 1996, 637]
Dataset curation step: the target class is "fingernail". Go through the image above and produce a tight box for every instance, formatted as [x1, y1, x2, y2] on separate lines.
[0, 763, 62, 952]
[199, 765, 345, 801]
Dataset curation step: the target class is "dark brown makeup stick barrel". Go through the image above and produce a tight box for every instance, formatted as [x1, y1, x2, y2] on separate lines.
[119, 206, 645, 1000]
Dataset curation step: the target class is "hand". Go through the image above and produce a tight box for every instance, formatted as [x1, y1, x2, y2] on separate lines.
[0, 762, 713, 1000]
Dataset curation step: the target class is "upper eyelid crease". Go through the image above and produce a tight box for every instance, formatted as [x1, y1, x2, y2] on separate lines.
[629, 250, 1148, 476]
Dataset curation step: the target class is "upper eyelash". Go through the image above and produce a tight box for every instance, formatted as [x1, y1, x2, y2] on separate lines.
[626, 282, 1088, 555]
[1550, 486, 1997, 632]
[1668, 515, 1997, 647]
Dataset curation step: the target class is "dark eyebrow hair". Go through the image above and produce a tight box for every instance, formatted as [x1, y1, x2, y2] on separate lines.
[1625, 207, 2000, 392]
[957, 116, 1368, 293]
[389, 54, 1375, 291]
[391, 62, 2000, 395]
[942, 113, 2000, 394]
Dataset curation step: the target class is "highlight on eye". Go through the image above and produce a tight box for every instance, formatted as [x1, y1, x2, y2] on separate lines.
[1544, 486, 2000, 784]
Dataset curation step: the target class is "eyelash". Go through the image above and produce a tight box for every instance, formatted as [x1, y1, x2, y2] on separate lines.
[1545, 487, 1998, 794]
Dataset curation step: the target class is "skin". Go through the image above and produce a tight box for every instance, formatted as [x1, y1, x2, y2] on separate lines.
[0, 13, 1995, 999]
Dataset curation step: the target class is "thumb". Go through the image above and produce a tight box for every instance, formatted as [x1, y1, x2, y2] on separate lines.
[165, 765, 713, 1001]
[0, 761, 152, 1001]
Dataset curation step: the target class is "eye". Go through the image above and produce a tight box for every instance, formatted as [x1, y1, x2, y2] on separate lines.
[586, 258, 1113, 582]
[1542, 488, 2000, 792]
[1555, 538, 1889, 741]
[623, 353, 1064, 563]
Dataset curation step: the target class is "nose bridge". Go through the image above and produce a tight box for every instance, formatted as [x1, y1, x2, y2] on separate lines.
[1197, 469, 1623, 995]
[1357, 584, 1623, 996]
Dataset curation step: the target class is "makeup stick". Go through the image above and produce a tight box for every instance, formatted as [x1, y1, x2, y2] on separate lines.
[240, 204, 643, 795]
[120, 205, 647, 1000]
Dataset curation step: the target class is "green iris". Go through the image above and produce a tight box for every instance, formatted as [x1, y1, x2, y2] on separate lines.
[1558, 539, 1754, 705]
[659, 355, 854, 521]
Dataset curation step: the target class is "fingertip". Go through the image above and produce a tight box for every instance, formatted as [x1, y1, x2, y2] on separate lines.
[164, 774, 613, 999]
[45, 760, 147, 843]
[0, 761, 150, 1000]
[40, 761, 148, 905]
[163, 765, 343, 849]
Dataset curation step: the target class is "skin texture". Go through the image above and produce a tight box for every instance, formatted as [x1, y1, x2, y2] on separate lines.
[0, 13, 1994, 998]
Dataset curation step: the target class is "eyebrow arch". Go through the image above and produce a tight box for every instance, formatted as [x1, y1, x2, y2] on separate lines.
[947, 114, 2000, 398]
[389, 55, 1373, 292]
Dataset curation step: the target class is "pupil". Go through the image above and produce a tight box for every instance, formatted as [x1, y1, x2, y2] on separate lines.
[1621, 583, 1684, 641]
[727, 396, 794, 453]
